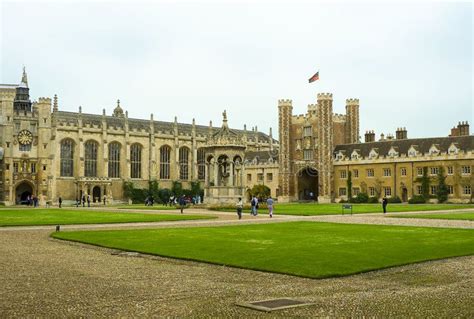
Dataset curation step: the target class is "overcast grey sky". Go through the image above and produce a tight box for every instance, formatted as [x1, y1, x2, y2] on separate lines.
[1, 1, 472, 139]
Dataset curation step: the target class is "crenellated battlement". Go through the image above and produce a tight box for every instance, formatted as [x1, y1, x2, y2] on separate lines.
[346, 98, 359, 105]
[278, 99, 293, 106]
[317, 93, 333, 100]
[333, 113, 346, 122]
[307, 104, 317, 111]
[38, 97, 51, 104]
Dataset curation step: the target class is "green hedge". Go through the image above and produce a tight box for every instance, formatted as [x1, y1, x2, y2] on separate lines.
[408, 195, 426, 204]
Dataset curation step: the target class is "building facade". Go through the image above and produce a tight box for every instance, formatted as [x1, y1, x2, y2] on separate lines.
[0, 70, 278, 205]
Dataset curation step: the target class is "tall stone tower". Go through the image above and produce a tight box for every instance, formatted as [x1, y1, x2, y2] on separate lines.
[345, 98, 359, 144]
[278, 99, 292, 202]
[316, 93, 333, 203]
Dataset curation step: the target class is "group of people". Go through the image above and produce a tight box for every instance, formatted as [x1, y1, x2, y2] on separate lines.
[235, 196, 274, 220]
[20, 195, 39, 207]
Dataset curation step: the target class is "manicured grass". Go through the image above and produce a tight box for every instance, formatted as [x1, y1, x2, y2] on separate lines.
[0, 209, 214, 226]
[115, 204, 184, 211]
[52, 222, 474, 279]
[393, 212, 474, 221]
[211, 203, 473, 216]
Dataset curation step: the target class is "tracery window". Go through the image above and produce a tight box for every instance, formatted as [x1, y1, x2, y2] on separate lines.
[85, 140, 98, 177]
[160, 145, 171, 179]
[108, 142, 121, 178]
[60, 139, 74, 177]
[179, 147, 189, 180]
[130, 144, 142, 179]
[197, 148, 206, 180]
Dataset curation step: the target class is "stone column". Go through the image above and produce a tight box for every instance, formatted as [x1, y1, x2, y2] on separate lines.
[214, 161, 219, 186]
[229, 162, 234, 186]
[204, 163, 209, 186]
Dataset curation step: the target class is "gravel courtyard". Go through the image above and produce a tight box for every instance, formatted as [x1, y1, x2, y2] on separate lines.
[1, 211, 473, 317]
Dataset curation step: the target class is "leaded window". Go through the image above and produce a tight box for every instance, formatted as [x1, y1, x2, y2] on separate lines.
[130, 144, 142, 179]
[197, 148, 206, 180]
[85, 140, 98, 177]
[108, 142, 121, 178]
[179, 147, 189, 180]
[160, 145, 171, 179]
[60, 139, 74, 177]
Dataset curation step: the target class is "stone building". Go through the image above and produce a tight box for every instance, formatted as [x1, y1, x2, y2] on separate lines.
[277, 91, 473, 203]
[0, 70, 278, 205]
[278, 93, 360, 202]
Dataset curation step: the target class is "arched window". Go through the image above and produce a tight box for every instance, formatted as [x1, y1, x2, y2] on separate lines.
[179, 147, 189, 180]
[84, 140, 98, 177]
[130, 143, 142, 179]
[108, 142, 121, 178]
[160, 145, 171, 179]
[197, 148, 206, 180]
[60, 139, 74, 177]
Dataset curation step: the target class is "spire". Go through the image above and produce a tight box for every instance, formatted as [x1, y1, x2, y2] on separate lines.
[53, 94, 58, 112]
[21, 66, 28, 87]
[112, 99, 124, 118]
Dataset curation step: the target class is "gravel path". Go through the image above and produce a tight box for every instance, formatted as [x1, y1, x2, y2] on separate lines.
[1, 208, 473, 317]
[0, 229, 472, 318]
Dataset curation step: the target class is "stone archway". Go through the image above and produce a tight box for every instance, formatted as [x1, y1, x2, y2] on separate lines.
[297, 167, 318, 201]
[15, 181, 34, 205]
[92, 186, 101, 203]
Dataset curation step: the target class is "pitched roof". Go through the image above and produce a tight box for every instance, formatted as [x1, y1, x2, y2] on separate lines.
[334, 135, 474, 157]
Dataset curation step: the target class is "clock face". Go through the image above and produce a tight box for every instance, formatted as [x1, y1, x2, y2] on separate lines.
[18, 130, 33, 145]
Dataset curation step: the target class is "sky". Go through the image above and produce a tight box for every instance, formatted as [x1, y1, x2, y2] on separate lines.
[0, 1, 472, 140]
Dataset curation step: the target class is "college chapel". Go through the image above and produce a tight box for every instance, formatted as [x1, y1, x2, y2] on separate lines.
[0, 69, 473, 205]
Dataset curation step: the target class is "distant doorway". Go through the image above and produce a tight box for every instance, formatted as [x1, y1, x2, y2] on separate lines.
[16, 181, 34, 205]
[92, 186, 101, 203]
[297, 167, 318, 200]
[401, 187, 408, 202]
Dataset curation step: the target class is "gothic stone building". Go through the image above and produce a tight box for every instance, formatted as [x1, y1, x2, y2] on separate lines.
[277, 93, 473, 203]
[0, 70, 278, 205]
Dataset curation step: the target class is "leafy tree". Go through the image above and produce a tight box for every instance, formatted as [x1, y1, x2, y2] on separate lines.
[436, 166, 448, 203]
[171, 181, 183, 197]
[347, 171, 352, 201]
[123, 181, 135, 200]
[148, 180, 160, 201]
[420, 167, 430, 201]
[248, 184, 271, 200]
[190, 180, 203, 198]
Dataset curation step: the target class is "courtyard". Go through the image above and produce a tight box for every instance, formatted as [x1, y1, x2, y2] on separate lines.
[1, 205, 473, 317]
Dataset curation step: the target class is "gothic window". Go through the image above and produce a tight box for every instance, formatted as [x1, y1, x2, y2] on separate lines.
[303, 150, 313, 160]
[84, 140, 98, 177]
[108, 142, 121, 178]
[179, 147, 189, 180]
[60, 139, 74, 177]
[197, 148, 206, 180]
[303, 126, 312, 137]
[130, 143, 142, 179]
[19, 143, 31, 152]
[160, 145, 171, 179]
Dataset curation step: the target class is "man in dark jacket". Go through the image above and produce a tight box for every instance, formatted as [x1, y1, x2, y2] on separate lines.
[179, 195, 186, 214]
[382, 197, 388, 214]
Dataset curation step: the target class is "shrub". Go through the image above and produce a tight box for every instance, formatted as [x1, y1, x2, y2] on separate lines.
[408, 195, 426, 204]
[248, 184, 271, 201]
[387, 196, 402, 203]
[351, 193, 369, 203]
[368, 197, 379, 203]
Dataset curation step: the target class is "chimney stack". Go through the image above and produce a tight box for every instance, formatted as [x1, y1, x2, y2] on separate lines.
[396, 127, 407, 139]
[364, 130, 375, 143]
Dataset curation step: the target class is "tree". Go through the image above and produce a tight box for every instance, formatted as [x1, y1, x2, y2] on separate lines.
[148, 180, 160, 201]
[171, 181, 183, 197]
[420, 167, 430, 201]
[190, 180, 203, 198]
[248, 184, 271, 200]
[123, 181, 135, 200]
[347, 171, 352, 201]
[436, 166, 448, 203]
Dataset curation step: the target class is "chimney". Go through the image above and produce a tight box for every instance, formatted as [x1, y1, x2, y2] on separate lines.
[396, 127, 407, 139]
[380, 133, 385, 141]
[457, 121, 470, 136]
[364, 130, 375, 143]
[386, 133, 394, 140]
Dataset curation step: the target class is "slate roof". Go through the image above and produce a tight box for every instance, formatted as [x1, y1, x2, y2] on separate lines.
[334, 135, 474, 157]
[55, 111, 277, 143]
[245, 150, 279, 163]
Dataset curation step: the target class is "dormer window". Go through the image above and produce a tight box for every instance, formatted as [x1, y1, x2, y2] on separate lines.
[408, 146, 418, 157]
[335, 151, 344, 161]
[351, 150, 360, 160]
[388, 147, 399, 158]
[429, 145, 440, 156]
[448, 143, 459, 155]
[369, 149, 378, 159]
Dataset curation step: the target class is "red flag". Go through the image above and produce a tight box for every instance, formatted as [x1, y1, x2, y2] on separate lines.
[308, 71, 319, 83]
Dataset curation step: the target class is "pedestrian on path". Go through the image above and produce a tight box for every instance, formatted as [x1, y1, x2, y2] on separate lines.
[266, 196, 274, 218]
[58, 196, 62, 208]
[179, 195, 186, 214]
[250, 196, 258, 216]
[236, 197, 243, 220]
[87, 194, 91, 207]
[382, 197, 388, 214]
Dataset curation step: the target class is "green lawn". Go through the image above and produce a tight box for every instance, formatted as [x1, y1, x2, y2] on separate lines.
[115, 204, 184, 210]
[393, 212, 474, 221]
[0, 209, 214, 226]
[52, 222, 474, 278]
[211, 203, 473, 216]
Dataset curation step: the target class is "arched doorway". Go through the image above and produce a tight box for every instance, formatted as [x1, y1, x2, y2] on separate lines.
[401, 187, 408, 202]
[92, 186, 101, 203]
[15, 181, 34, 205]
[297, 167, 318, 201]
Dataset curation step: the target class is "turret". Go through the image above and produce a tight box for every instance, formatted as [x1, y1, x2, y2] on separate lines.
[317, 93, 334, 202]
[345, 98, 359, 144]
[278, 99, 293, 201]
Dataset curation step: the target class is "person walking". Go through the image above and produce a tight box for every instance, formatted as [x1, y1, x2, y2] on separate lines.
[75, 197, 79, 208]
[250, 196, 257, 216]
[58, 196, 62, 208]
[266, 196, 274, 218]
[87, 194, 91, 207]
[179, 195, 186, 214]
[103, 194, 107, 206]
[382, 197, 388, 214]
[236, 197, 243, 220]
[82, 194, 86, 207]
